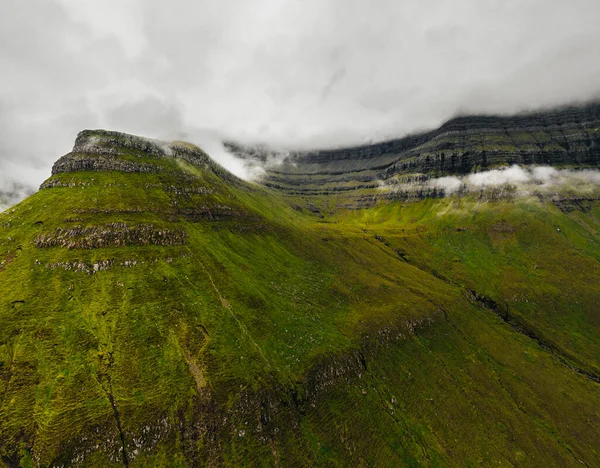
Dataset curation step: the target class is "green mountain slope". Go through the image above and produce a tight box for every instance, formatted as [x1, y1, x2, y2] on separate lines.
[1, 129, 600, 467]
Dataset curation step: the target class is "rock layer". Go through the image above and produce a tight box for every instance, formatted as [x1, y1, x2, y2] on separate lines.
[228, 102, 600, 193]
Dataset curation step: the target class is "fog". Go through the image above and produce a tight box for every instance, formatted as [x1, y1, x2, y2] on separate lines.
[1, 0, 600, 205]
[387, 165, 600, 197]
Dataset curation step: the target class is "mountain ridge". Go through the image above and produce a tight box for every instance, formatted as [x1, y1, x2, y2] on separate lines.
[227, 102, 600, 195]
[1, 108, 600, 466]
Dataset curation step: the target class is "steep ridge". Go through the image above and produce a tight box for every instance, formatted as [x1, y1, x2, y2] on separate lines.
[1, 128, 600, 466]
[227, 102, 600, 194]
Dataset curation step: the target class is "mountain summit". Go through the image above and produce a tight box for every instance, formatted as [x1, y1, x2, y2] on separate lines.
[1, 106, 600, 466]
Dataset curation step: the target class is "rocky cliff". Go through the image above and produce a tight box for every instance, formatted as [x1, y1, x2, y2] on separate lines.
[51, 130, 241, 186]
[228, 102, 600, 194]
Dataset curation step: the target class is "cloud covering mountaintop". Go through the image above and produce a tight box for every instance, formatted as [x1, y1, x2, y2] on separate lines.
[1, 0, 600, 202]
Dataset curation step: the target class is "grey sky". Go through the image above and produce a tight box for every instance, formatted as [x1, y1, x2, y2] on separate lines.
[1, 0, 600, 201]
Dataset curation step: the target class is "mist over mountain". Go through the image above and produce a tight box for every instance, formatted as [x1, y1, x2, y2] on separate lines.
[0, 179, 34, 212]
[1, 0, 600, 204]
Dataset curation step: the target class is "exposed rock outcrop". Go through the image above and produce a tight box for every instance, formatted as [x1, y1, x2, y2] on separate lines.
[52, 153, 163, 174]
[34, 223, 187, 249]
[48, 129, 241, 185]
[228, 102, 600, 193]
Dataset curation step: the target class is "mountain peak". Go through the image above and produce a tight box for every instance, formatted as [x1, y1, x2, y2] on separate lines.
[51, 129, 212, 176]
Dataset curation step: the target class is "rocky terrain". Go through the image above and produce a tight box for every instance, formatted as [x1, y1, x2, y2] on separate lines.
[228, 102, 600, 194]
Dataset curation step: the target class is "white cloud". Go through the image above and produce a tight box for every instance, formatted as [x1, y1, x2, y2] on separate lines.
[1, 0, 600, 205]
[531, 166, 560, 183]
[388, 165, 600, 197]
[468, 166, 531, 186]
[431, 176, 463, 194]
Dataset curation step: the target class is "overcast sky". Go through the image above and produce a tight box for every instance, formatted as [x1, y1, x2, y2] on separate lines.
[1, 0, 600, 203]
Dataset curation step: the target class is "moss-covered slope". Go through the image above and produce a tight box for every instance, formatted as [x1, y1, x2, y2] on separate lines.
[1, 130, 599, 466]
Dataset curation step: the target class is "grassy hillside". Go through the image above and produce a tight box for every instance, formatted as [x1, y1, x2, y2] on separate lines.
[1, 131, 599, 466]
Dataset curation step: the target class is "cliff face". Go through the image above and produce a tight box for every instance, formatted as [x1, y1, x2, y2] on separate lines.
[228, 102, 600, 193]
[51, 130, 241, 185]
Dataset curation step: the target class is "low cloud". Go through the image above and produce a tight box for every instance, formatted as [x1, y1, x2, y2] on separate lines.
[1, 0, 600, 208]
[0, 164, 40, 211]
[186, 131, 264, 180]
[430, 176, 464, 194]
[385, 165, 600, 197]
[468, 166, 531, 186]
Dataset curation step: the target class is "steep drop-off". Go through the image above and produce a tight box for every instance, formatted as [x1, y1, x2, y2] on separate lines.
[1, 119, 600, 466]
[227, 102, 600, 195]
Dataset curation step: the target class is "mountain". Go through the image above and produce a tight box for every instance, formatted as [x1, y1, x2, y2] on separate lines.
[227, 102, 600, 195]
[1, 106, 600, 466]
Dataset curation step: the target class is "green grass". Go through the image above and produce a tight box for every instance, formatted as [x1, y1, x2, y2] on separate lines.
[1, 134, 600, 466]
